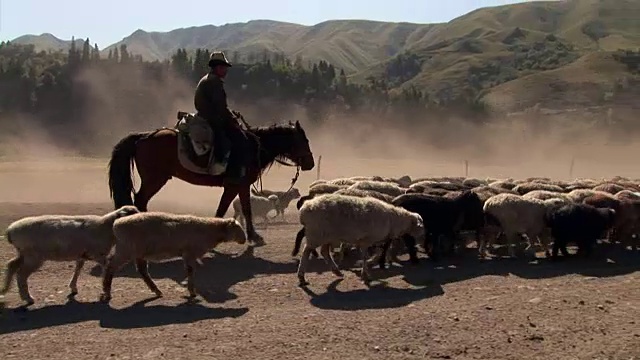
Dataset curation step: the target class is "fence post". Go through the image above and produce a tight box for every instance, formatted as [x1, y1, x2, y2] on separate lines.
[569, 157, 575, 179]
[464, 160, 469, 177]
[316, 155, 322, 180]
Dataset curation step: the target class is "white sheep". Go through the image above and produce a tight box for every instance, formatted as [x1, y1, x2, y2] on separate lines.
[480, 193, 557, 258]
[100, 212, 247, 302]
[348, 180, 405, 197]
[292, 193, 425, 286]
[523, 190, 571, 202]
[231, 194, 279, 226]
[566, 189, 612, 203]
[1, 205, 140, 305]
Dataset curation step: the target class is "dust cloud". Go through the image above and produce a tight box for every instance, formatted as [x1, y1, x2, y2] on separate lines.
[1, 65, 640, 211]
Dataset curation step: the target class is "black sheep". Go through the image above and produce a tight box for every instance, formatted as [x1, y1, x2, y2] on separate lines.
[545, 203, 617, 259]
[389, 190, 484, 262]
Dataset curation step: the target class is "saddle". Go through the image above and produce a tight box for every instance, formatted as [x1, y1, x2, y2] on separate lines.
[174, 111, 230, 175]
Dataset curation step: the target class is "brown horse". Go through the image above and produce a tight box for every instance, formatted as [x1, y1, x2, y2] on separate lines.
[107, 120, 315, 244]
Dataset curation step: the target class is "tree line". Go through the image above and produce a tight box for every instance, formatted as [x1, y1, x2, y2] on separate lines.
[0, 39, 488, 153]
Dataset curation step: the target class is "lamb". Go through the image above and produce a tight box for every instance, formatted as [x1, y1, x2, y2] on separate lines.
[292, 193, 425, 286]
[480, 193, 555, 258]
[545, 203, 617, 259]
[231, 194, 279, 226]
[251, 187, 302, 219]
[100, 212, 247, 302]
[1, 205, 140, 306]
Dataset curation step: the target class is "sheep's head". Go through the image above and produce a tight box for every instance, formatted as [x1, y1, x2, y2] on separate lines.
[110, 205, 140, 220]
[407, 212, 426, 241]
[289, 187, 302, 198]
[599, 208, 617, 229]
[224, 218, 247, 245]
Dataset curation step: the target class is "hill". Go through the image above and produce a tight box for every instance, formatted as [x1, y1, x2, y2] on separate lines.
[10, 0, 640, 112]
[12, 33, 86, 53]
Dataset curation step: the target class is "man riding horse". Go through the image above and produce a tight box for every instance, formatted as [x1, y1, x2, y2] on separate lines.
[193, 51, 251, 184]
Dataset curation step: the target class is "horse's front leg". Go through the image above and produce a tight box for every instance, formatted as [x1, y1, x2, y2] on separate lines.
[215, 187, 238, 218]
[238, 185, 265, 246]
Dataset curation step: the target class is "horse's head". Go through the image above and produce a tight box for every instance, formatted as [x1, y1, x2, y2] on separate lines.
[253, 120, 315, 171]
[288, 121, 315, 171]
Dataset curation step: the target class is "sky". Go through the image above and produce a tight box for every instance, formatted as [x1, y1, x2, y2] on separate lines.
[1, 0, 536, 48]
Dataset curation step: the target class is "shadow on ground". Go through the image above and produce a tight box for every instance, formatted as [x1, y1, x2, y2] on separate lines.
[0, 297, 249, 335]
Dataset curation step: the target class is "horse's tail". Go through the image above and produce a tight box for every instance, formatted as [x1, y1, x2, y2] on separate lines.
[108, 132, 149, 208]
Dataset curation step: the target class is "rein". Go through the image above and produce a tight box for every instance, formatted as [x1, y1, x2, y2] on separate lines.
[233, 112, 301, 194]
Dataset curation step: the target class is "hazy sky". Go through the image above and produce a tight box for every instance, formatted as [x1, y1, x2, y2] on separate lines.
[1, 0, 534, 47]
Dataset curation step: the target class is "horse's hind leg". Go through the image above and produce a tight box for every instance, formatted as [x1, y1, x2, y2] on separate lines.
[135, 177, 170, 211]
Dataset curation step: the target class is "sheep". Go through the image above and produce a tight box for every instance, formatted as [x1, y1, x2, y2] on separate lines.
[480, 193, 554, 258]
[348, 180, 405, 197]
[512, 182, 564, 195]
[251, 187, 302, 219]
[309, 179, 328, 187]
[582, 193, 640, 251]
[545, 203, 617, 259]
[330, 188, 396, 262]
[309, 183, 347, 196]
[592, 183, 627, 195]
[566, 189, 612, 203]
[231, 194, 279, 226]
[614, 190, 640, 201]
[523, 190, 571, 202]
[390, 190, 484, 261]
[100, 213, 247, 302]
[1, 205, 140, 306]
[489, 180, 517, 191]
[335, 188, 394, 203]
[292, 193, 425, 286]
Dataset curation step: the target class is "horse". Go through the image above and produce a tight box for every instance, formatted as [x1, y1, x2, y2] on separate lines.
[107, 119, 315, 245]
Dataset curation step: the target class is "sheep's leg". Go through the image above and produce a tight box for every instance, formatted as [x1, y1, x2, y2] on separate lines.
[505, 232, 519, 258]
[1, 255, 24, 294]
[100, 255, 128, 303]
[68, 259, 85, 296]
[320, 244, 343, 277]
[183, 258, 197, 298]
[296, 244, 314, 286]
[135, 258, 162, 297]
[16, 257, 43, 306]
[359, 246, 371, 285]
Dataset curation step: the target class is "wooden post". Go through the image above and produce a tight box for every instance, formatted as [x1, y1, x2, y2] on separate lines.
[464, 160, 469, 177]
[569, 157, 575, 179]
[316, 155, 322, 180]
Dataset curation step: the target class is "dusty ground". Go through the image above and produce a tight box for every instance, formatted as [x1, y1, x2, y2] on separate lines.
[0, 159, 639, 360]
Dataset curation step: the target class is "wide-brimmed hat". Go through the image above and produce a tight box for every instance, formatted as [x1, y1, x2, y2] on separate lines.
[208, 51, 232, 68]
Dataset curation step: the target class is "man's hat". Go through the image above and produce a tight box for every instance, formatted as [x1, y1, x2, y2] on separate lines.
[209, 51, 232, 68]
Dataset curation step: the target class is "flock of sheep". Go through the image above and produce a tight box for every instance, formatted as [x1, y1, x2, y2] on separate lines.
[1, 172, 639, 307]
